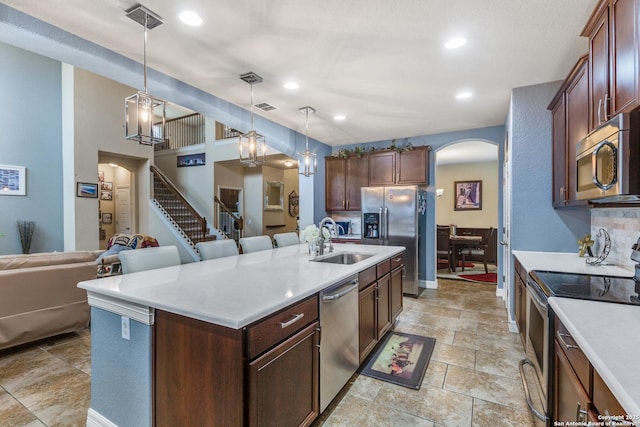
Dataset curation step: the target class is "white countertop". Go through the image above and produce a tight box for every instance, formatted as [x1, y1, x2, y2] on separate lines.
[512, 250, 634, 277]
[549, 297, 640, 417]
[334, 234, 361, 240]
[78, 243, 403, 329]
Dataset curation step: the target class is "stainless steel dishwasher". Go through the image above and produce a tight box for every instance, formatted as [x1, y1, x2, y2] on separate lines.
[319, 274, 359, 412]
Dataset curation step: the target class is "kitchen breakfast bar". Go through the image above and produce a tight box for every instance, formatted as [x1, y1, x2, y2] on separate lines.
[77, 243, 405, 427]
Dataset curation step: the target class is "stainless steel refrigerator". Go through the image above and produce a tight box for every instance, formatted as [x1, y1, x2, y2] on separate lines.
[361, 186, 422, 295]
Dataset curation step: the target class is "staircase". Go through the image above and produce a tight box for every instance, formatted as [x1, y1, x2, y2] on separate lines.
[151, 165, 216, 249]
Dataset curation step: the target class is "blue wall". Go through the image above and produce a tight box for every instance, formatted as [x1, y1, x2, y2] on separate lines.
[90, 308, 153, 427]
[0, 42, 64, 254]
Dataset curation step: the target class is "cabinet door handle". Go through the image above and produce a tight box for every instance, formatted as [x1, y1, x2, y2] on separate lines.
[342, 200, 345, 209]
[346, 200, 349, 209]
[598, 98, 603, 127]
[604, 93, 610, 121]
[393, 257, 402, 263]
[576, 402, 588, 422]
[279, 313, 304, 329]
[557, 331, 579, 350]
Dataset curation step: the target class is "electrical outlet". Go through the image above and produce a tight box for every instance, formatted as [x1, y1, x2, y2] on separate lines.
[121, 316, 130, 340]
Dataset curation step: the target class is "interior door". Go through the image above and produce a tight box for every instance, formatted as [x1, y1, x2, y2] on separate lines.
[116, 186, 131, 234]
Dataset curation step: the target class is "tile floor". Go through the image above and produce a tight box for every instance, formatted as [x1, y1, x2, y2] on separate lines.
[0, 279, 536, 427]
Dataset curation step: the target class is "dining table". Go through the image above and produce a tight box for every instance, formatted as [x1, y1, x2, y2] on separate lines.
[449, 235, 482, 272]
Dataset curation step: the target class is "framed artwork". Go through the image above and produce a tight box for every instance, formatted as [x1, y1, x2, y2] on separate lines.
[454, 180, 482, 211]
[101, 190, 113, 201]
[98, 170, 104, 182]
[77, 182, 98, 198]
[102, 213, 113, 224]
[177, 153, 206, 167]
[0, 164, 26, 196]
[101, 181, 113, 191]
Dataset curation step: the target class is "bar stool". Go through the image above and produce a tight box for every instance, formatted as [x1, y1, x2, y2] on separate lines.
[238, 236, 273, 254]
[196, 240, 239, 260]
[273, 232, 300, 248]
[118, 246, 180, 274]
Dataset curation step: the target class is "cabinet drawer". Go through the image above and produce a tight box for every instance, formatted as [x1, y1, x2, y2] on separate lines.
[555, 315, 591, 392]
[359, 266, 376, 290]
[247, 295, 318, 359]
[593, 370, 628, 422]
[376, 259, 391, 278]
[390, 253, 403, 271]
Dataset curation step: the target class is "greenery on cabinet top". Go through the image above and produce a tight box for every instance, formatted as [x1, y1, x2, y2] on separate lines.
[332, 140, 427, 159]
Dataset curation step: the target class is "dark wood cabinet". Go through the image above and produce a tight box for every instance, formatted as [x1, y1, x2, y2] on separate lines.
[358, 255, 404, 363]
[368, 146, 430, 186]
[549, 55, 589, 207]
[583, 0, 640, 130]
[154, 295, 320, 427]
[248, 322, 319, 427]
[554, 340, 595, 424]
[325, 155, 368, 211]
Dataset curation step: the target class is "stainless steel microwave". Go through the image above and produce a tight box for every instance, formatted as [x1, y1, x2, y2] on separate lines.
[575, 112, 640, 203]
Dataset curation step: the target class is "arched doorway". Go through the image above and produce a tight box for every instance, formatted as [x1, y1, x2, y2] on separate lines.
[434, 140, 499, 287]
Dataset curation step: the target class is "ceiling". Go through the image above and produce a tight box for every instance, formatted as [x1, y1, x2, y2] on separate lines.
[3, 0, 598, 148]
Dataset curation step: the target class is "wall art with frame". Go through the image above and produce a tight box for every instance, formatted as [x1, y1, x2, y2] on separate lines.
[454, 180, 482, 211]
[77, 182, 98, 198]
[0, 164, 26, 196]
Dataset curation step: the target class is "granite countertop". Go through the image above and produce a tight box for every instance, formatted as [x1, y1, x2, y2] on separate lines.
[512, 250, 634, 277]
[78, 243, 403, 329]
[549, 297, 640, 417]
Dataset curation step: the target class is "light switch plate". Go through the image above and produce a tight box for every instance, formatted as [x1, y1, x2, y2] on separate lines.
[121, 316, 130, 340]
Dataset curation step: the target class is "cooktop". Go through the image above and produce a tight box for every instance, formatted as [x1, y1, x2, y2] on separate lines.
[529, 270, 640, 306]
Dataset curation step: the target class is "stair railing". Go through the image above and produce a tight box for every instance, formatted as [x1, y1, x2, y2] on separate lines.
[150, 165, 207, 243]
[214, 195, 243, 239]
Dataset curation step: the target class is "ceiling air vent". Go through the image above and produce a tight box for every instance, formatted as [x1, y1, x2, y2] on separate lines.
[254, 102, 277, 112]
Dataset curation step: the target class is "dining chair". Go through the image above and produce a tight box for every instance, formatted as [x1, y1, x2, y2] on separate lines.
[238, 236, 274, 254]
[118, 245, 181, 274]
[459, 227, 495, 274]
[196, 239, 239, 260]
[273, 232, 300, 248]
[436, 225, 453, 273]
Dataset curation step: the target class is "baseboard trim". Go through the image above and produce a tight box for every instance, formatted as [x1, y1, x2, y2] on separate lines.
[86, 408, 118, 427]
[422, 279, 438, 289]
[495, 287, 504, 297]
[508, 320, 519, 333]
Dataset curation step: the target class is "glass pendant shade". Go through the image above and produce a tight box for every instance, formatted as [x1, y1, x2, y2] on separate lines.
[238, 72, 266, 167]
[239, 129, 266, 167]
[298, 106, 317, 177]
[124, 5, 167, 145]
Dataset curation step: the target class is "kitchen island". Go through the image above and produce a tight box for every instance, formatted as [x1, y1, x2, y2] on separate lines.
[78, 242, 404, 427]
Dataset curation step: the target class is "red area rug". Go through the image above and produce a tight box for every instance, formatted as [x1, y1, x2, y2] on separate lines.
[457, 273, 497, 284]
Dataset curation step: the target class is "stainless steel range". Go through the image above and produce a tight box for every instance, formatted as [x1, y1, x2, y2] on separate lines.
[520, 270, 640, 425]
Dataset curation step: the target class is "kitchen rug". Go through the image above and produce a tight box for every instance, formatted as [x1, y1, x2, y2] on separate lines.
[361, 331, 435, 389]
[457, 272, 497, 284]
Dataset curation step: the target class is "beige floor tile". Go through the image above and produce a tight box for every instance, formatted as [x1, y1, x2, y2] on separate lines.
[376, 383, 473, 426]
[42, 335, 91, 375]
[472, 398, 537, 427]
[431, 342, 476, 370]
[475, 349, 524, 380]
[323, 394, 435, 427]
[443, 365, 528, 411]
[0, 389, 43, 427]
[419, 313, 478, 334]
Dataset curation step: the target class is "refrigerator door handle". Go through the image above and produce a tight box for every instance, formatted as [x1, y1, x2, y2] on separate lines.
[378, 207, 383, 239]
[384, 207, 389, 244]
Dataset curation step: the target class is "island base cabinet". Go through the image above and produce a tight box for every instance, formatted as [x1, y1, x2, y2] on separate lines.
[358, 282, 378, 363]
[154, 310, 244, 427]
[248, 322, 320, 427]
[390, 265, 403, 321]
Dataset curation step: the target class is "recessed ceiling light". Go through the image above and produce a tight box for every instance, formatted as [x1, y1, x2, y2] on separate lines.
[455, 91, 473, 100]
[445, 37, 467, 49]
[284, 81, 299, 90]
[179, 11, 202, 26]
[333, 114, 346, 121]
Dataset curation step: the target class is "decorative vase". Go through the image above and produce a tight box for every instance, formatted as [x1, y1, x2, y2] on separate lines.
[308, 241, 319, 259]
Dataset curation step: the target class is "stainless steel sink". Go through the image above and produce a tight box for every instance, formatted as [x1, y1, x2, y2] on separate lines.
[312, 252, 373, 265]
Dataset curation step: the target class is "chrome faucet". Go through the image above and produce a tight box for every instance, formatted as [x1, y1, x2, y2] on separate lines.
[318, 217, 337, 255]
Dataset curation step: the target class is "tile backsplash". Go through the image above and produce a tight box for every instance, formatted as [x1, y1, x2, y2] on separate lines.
[590, 208, 640, 270]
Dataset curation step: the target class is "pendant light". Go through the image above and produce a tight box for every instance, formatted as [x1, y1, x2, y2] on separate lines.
[298, 106, 317, 177]
[238, 72, 266, 167]
[124, 5, 167, 146]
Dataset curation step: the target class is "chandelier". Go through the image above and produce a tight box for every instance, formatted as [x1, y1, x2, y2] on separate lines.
[298, 106, 317, 177]
[124, 5, 167, 145]
[238, 72, 266, 167]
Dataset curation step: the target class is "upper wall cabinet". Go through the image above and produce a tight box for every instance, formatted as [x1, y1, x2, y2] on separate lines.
[549, 55, 590, 207]
[583, 0, 640, 130]
[368, 146, 431, 186]
[325, 156, 368, 211]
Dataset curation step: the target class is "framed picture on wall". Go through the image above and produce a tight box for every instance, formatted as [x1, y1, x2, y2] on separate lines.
[454, 180, 482, 211]
[177, 153, 206, 167]
[101, 190, 113, 200]
[101, 181, 113, 191]
[77, 182, 98, 198]
[98, 170, 104, 183]
[0, 164, 26, 196]
[102, 213, 112, 224]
